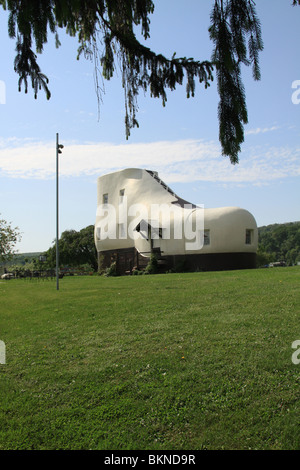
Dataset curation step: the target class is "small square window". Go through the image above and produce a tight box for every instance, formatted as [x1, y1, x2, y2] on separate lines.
[204, 229, 210, 245]
[245, 229, 253, 245]
[103, 193, 108, 204]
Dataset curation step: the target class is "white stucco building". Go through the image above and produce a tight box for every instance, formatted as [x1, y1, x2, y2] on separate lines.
[95, 168, 258, 274]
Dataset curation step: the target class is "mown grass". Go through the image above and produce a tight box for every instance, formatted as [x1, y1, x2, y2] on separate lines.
[0, 267, 299, 450]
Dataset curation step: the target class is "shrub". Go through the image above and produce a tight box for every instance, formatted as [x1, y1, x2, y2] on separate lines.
[144, 253, 158, 275]
[104, 261, 117, 277]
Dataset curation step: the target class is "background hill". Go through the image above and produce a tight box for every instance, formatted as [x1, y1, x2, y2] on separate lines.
[257, 221, 300, 266]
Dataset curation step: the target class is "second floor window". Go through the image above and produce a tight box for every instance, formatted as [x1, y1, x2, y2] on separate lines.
[119, 189, 125, 203]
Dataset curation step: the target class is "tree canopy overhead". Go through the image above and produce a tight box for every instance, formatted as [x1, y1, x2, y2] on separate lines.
[1, 1, 299, 163]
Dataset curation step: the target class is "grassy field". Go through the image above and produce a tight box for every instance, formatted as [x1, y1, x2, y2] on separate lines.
[0, 267, 299, 450]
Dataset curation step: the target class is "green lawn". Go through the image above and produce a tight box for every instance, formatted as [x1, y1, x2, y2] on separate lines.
[0, 267, 299, 450]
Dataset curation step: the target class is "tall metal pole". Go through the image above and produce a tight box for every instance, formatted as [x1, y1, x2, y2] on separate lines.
[56, 133, 64, 291]
[56, 133, 59, 291]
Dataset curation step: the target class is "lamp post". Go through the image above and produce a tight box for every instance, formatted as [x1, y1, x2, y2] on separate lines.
[56, 133, 64, 290]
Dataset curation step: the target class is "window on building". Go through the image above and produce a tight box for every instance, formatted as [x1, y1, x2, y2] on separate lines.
[96, 227, 101, 240]
[245, 229, 253, 245]
[119, 189, 125, 203]
[103, 193, 108, 204]
[204, 229, 210, 245]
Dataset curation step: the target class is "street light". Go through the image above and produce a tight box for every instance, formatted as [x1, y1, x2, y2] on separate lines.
[56, 133, 64, 291]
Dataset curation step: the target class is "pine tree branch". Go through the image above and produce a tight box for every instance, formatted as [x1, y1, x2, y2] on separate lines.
[1, 0, 266, 164]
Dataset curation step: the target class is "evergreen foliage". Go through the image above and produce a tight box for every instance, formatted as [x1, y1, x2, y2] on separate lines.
[209, 0, 263, 163]
[144, 252, 158, 274]
[0, 0, 279, 163]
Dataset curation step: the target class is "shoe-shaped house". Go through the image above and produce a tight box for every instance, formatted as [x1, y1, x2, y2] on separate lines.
[95, 168, 257, 274]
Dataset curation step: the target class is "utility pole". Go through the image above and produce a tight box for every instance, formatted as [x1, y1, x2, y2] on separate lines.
[56, 133, 64, 291]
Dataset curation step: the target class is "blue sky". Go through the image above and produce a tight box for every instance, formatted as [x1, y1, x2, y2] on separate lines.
[0, 0, 299, 253]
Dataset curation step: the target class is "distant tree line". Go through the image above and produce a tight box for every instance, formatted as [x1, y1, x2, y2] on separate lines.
[257, 222, 300, 267]
[2, 222, 300, 274]
[0, 225, 98, 276]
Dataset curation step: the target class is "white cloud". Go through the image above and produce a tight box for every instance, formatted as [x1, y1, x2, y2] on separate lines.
[0, 138, 299, 185]
[245, 126, 280, 135]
